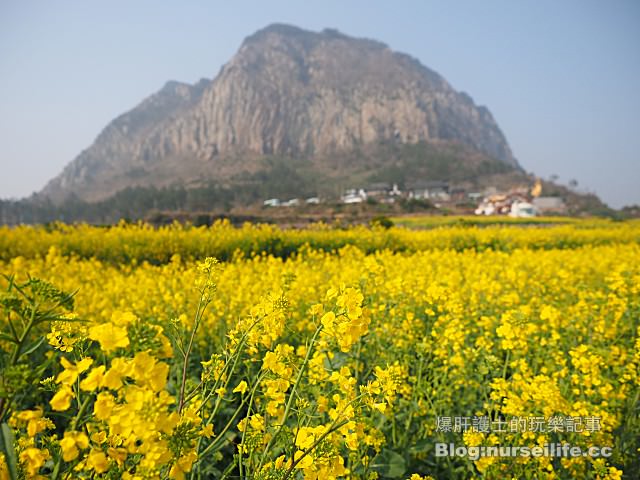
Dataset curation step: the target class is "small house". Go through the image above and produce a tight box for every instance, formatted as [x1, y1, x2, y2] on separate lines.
[407, 181, 450, 201]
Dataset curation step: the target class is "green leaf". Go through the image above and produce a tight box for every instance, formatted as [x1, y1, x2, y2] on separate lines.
[0, 423, 18, 480]
[370, 449, 407, 478]
[21, 336, 46, 357]
[0, 332, 17, 344]
[408, 438, 433, 454]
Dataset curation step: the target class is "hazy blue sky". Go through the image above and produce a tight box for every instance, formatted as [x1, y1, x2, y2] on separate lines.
[1, 0, 639, 207]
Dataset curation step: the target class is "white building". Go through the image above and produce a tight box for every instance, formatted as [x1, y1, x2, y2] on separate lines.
[509, 200, 537, 218]
[263, 198, 280, 207]
[341, 189, 367, 204]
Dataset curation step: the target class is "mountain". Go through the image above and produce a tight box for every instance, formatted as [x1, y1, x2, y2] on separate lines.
[41, 23, 519, 203]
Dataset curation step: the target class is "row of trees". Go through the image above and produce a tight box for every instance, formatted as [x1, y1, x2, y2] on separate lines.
[0, 185, 234, 225]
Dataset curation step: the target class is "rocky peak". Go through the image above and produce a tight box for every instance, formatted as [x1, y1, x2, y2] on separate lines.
[41, 24, 518, 202]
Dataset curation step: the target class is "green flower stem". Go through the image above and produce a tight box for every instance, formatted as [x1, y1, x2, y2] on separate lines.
[256, 321, 323, 472]
[231, 374, 263, 480]
[282, 418, 350, 480]
[196, 392, 251, 461]
[51, 395, 90, 480]
[178, 292, 208, 413]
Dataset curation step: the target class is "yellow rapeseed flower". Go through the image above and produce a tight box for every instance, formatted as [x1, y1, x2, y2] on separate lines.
[59, 431, 89, 461]
[50, 386, 74, 411]
[233, 380, 248, 394]
[88, 323, 129, 353]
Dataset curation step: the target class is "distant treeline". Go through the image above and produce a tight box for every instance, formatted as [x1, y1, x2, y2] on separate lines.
[0, 171, 323, 225]
[0, 154, 349, 224]
[1, 185, 220, 224]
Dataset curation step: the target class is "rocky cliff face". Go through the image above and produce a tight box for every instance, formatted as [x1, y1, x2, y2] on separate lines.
[42, 24, 518, 202]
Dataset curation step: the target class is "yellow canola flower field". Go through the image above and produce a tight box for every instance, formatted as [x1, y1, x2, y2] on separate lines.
[0, 221, 639, 479]
[1, 218, 640, 263]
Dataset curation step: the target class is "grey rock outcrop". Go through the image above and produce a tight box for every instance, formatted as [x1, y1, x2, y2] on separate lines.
[42, 24, 518, 201]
